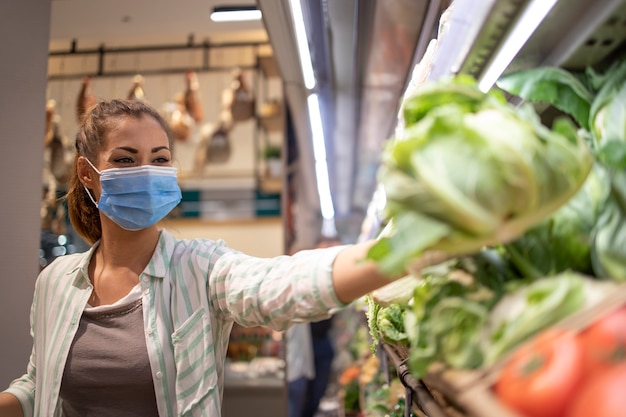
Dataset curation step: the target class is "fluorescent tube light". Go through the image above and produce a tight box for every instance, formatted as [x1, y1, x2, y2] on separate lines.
[307, 94, 335, 222]
[478, 0, 557, 92]
[210, 6, 262, 22]
[307, 94, 327, 163]
[289, 0, 316, 90]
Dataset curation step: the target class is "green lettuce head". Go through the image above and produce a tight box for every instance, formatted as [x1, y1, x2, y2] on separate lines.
[368, 77, 594, 276]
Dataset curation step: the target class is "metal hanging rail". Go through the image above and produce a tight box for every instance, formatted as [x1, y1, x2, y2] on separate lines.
[47, 38, 271, 81]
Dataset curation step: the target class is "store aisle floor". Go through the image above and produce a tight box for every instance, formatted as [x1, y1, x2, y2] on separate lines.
[314, 396, 340, 417]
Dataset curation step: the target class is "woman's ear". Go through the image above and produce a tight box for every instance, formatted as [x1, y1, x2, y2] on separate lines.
[77, 156, 95, 187]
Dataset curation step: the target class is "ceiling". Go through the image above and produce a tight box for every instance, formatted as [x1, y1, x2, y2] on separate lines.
[49, 0, 268, 47]
[49, 0, 437, 243]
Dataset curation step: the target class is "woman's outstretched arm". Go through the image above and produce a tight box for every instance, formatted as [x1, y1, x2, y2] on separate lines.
[330, 241, 401, 304]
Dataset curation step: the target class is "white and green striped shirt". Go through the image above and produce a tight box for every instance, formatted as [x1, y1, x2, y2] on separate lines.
[4, 229, 346, 417]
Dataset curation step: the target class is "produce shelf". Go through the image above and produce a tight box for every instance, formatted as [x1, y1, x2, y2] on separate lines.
[380, 285, 626, 417]
[382, 343, 454, 417]
[428, 0, 626, 85]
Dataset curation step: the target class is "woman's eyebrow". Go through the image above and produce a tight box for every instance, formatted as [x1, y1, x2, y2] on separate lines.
[114, 146, 138, 153]
[152, 146, 170, 153]
[112, 146, 170, 153]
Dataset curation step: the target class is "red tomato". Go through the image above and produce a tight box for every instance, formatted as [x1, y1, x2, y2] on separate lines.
[493, 329, 584, 417]
[578, 306, 626, 376]
[565, 363, 626, 417]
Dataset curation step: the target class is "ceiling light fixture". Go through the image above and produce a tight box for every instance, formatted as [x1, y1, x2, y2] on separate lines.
[210, 5, 262, 22]
[288, 0, 316, 90]
[478, 0, 557, 92]
[308, 93, 336, 236]
[288, 0, 334, 234]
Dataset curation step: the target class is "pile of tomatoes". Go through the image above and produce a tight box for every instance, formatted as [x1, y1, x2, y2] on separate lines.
[493, 305, 626, 417]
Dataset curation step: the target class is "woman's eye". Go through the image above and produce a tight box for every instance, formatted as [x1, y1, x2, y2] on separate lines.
[154, 156, 171, 164]
[115, 157, 134, 164]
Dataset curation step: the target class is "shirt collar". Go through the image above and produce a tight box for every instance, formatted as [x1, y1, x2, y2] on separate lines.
[66, 242, 98, 287]
[66, 230, 176, 282]
[142, 229, 177, 279]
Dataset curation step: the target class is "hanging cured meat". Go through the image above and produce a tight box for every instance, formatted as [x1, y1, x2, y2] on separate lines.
[42, 99, 71, 235]
[193, 119, 233, 172]
[204, 124, 232, 164]
[169, 93, 194, 142]
[168, 70, 204, 142]
[127, 74, 145, 101]
[193, 68, 256, 172]
[222, 68, 255, 122]
[75, 76, 97, 123]
[45, 99, 55, 147]
[184, 70, 203, 123]
[44, 100, 70, 186]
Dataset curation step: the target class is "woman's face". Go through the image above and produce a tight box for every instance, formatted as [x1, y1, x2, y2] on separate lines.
[96, 115, 173, 170]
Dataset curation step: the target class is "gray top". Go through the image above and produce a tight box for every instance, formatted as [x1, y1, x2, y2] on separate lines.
[60, 296, 159, 417]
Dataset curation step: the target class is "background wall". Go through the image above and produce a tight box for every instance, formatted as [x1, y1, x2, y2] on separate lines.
[47, 43, 283, 166]
[0, 2, 52, 387]
[162, 218, 284, 258]
[45, 45, 285, 221]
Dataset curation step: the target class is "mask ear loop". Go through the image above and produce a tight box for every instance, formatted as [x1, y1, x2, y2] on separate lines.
[83, 157, 102, 175]
[83, 185, 99, 207]
[82, 158, 101, 207]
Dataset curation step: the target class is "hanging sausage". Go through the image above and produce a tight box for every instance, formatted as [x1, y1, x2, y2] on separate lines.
[44, 100, 70, 186]
[222, 68, 255, 122]
[42, 99, 70, 235]
[75, 76, 97, 123]
[169, 70, 204, 142]
[193, 115, 234, 172]
[184, 70, 203, 123]
[127, 74, 146, 101]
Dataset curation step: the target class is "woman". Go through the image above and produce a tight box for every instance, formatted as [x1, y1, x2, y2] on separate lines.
[0, 99, 399, 417]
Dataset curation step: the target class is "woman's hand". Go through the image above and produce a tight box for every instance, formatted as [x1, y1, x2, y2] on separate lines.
[331, 241, 403, 304]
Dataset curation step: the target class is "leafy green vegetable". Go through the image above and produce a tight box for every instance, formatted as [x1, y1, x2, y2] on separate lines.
[497, 61, 626, 169]
[366, 294, 383, 352]
[364, 380, 419, 417]
[429, 297, 488, 369]
[591, 170, 626, 282]
[368, 77, 593, 276]
[366, 212, 450, 276]
[457, 248, 522, 295]
[404, 274, 493, 377]
[370, 274, 423, 307]
[343, 379, 360, 413]
[589, 60, 626, 145]
[497, 66, 594, 129]
[482, 272, 590, 365]
[504, 163, 609, 279]
[598, 140, 626, 168]
[376, 304, 409, 345]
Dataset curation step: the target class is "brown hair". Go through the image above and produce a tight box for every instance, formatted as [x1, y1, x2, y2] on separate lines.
[65, 99, 174, 244]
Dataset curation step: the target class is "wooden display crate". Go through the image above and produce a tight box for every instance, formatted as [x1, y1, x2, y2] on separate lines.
[384, 284, 626, 417]
[423, 284, 626, 417]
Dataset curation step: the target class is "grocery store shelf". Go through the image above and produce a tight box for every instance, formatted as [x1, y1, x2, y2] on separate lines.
[259, 176, 283, 194]
[259, 114, 284, 133]
[429, 0, 626, 84]
[511, 0, 626, 71]
[382, 343, 452, 417]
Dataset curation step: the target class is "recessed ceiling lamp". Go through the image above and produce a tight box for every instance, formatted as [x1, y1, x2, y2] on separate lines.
[210, 5, 262, 22]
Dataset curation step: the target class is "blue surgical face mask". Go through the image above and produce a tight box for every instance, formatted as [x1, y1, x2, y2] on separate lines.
[83, 158, 182, 231]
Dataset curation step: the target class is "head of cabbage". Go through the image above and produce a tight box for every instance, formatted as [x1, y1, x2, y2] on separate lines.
[367, 77, 594, 276]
